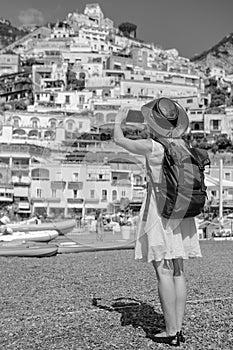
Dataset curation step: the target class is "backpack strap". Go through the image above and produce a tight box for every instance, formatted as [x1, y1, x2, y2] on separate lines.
[145, 157, 160, 213]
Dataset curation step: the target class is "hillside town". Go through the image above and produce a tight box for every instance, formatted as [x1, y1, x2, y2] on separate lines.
[0, 3, 233, 221]
[1, 4, 233, 349]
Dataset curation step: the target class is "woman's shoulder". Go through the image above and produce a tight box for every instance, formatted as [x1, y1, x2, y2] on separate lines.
[149, 139, 164, 156]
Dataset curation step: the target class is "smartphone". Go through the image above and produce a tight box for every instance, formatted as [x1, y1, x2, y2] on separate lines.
[126, 109, 144, 124]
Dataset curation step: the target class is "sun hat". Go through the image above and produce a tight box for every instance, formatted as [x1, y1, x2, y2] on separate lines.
[141, 97, 189, 138]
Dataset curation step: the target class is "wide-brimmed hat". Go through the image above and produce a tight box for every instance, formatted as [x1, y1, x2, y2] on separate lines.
[141, 97, 189, 138]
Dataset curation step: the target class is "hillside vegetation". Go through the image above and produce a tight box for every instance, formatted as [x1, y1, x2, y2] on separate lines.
[191, 33, 233, 74]
[0, 21, 28, 49]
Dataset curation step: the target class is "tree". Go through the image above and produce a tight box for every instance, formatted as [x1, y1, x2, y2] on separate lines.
[215, 134, 232, 151]
[118, 22, 137, 38]
[205, 77, 230, 107]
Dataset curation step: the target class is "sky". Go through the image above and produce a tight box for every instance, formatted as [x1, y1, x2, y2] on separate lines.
[0, 0, 233, 58]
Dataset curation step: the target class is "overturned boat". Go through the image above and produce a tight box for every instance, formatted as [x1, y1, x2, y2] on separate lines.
[0, 242, 58, 257]
[0, 229, 59, 243]
[7, 219, 76, 235]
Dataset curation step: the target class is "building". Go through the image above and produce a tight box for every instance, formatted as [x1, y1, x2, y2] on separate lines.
[0, 53, 20, 76]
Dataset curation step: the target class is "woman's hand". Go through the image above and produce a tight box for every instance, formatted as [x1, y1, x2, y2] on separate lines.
[115, 107, 131, 124]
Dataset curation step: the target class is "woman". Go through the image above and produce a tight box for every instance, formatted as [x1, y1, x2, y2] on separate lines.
[114, 98, 202, 346]
[95, 210, 104, 241]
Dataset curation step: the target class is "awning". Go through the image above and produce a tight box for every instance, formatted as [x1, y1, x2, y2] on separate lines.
[18, 201, 30, 209]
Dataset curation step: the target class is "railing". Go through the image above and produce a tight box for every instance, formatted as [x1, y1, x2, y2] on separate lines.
[12, 164, 30, 170]
[67, 198, 84, 204]
[85, 198, 100, 204]
[67, 181, 83, 190]
[11, 180, 31, 186]
[111, 180, 131, 187]
[132, 197, 144, 202]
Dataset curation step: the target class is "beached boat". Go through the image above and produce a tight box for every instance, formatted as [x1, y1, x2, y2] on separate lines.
[0, 230, 59, 242]
[58, 241, 135, 254]
[7, 219, 76, 235]
[0, 242, 58, 257]
[212, 236, 233, 241]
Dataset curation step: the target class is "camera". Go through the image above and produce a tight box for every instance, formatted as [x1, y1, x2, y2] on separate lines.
[125, 109, 144, 124]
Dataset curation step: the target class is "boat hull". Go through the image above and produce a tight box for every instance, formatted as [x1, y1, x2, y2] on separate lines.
[58, 242, 135, 254]
[7, 220, 76, 235]
[0, 230, 59, 242]
[0, 243, 58, 257]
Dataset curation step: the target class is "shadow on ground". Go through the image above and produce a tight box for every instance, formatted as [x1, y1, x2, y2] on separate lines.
[92, 296, 164, 339]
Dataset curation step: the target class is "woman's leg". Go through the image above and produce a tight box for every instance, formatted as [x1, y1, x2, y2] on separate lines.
[173, 258, 187, 332]
[152, 259, 177, 336]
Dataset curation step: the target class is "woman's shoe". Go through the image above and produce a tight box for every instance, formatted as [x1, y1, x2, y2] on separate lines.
[152, 332, 180, 347]
[178, 330, 185, 343]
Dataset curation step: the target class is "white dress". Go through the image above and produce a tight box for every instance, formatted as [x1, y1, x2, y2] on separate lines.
[135, 139, 202, 263]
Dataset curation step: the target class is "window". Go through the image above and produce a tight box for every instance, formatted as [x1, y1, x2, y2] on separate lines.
[135, 176, 142, 186]
[212, 120, 220, 130]
[99, 174, 103, 180]
[73, 172, 79, 181]
[225, 173, 230, 180]
[49, 119, 56, 129]
[73, 189, 78, 198]
[67, 121, 73, 131]
[13, 118, 20, 127]
[31, 119, 38, 128]
[52, 189, 56, 198]
[121, 191, 126, 197]
[65, 95, 70, 104]
[187, 98, 193, 103]
[79, 122, 83, 129]
[36, 188, 42, 198]
[127, 88, 131, 94]
[112, 190, 117, 201]
[90, 190, 95, 199]
[102, 189, 107, 201]
[79, 95, 85, 104]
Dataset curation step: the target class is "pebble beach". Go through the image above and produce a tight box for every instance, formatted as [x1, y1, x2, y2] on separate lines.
[0, 240, 233, 350]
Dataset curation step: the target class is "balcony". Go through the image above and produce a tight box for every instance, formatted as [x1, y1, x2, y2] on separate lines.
[67, 181, 83, 190]
[132, 196, 144, 202]
[133, 183, 146, 188]
[31, 197, 47, 203]
[0, 184, 14, 202]
[85, 198, 99, 204]
[11, 176, 31, 186]
[12, 164, 29, 171]
[51, 181, 66, 190]
[67, 198, 84, 204]
[111, 180, 131, 187]
[47, 198, 61, 203]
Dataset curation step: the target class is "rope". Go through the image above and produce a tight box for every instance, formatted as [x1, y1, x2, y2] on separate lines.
[89, 295, 233, 310]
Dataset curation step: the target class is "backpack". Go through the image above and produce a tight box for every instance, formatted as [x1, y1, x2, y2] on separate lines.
[146, 138, 211, 219]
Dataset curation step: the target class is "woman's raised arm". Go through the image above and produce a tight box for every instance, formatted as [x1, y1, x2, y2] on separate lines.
[114, 107, 152, 156]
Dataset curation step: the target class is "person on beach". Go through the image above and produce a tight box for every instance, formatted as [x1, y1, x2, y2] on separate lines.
[95, 210, 104, 241]
[114, 98, 202, 346]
